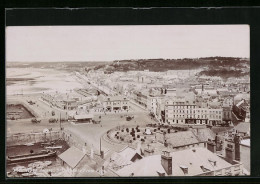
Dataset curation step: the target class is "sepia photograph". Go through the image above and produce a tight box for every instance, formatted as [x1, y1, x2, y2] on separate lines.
[6, 25, 250, 177]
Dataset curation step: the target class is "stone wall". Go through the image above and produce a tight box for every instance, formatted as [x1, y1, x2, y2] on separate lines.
[61, 130, 87, 153]
[7, 99, 40, 118]
[6, 131, 61, 146]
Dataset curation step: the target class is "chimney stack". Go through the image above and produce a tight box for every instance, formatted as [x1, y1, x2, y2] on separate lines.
[207, 140, 216, 153]
[225, 143, 235, 164]
[161, 151, 172, 175]
[234, 134, 241, 161]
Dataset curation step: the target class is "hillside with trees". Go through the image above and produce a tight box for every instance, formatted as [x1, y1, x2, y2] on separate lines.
[90, 57, 250, 78]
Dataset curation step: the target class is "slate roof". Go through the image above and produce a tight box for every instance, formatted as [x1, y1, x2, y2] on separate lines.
[166, 131, 201, 148]
[235, 123, 250, 133]
[58, 147, 85, 169]
[116, 147, 232, 177]
[194, 128, 216, 142]
[110, 146, 143, 168]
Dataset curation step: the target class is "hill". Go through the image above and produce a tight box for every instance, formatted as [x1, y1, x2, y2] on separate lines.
[89, 57, 250, 78]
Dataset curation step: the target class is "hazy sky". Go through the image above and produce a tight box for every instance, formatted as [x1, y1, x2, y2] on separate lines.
[6, 25, 249, 62]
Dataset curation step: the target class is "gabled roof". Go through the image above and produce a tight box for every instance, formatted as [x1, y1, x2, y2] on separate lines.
[116, 147, 232, 177]
[58, 147, 85, 169]
[110, 146, 143, 168]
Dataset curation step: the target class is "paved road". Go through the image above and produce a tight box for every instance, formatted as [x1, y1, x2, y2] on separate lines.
[7, 94, 69, 136]
[64, 102, 158, 153]
[7, 90, 157, 154]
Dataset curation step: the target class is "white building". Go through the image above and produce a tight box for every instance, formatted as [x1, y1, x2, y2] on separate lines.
[102, 96, 130, 111]
[164, 97, 222, 125]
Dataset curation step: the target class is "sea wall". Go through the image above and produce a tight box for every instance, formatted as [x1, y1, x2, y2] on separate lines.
[6, 131, 61, 146]
[7, 99, 40, 118]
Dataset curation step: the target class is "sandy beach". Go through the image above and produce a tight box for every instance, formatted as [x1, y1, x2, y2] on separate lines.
[6, 68, 83, 96]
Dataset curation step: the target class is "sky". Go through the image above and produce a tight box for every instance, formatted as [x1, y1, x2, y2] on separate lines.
[6, 25, 250, 62]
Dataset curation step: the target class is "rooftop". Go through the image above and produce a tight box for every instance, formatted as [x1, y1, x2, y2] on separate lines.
[74, 114, 94, 120]
[104, 96, 128, 102]
[166, 131, 201, 148]
[116, 147, 232, 177]
[235, 122, 250, 134]
[58, 146, 85, 169]
[109, 146, 143, 168]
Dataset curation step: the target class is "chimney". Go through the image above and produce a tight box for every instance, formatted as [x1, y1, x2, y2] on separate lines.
[225, 143, 235, 164]
[161, 151, 172, 175]
[207, 140, 216, 153]
[234, 134, 241, 161]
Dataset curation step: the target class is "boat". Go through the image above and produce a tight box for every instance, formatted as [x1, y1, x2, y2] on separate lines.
[13, 166, 26, 172]
[17, 168, 29, 174]
[7, 151, 56, 163]
[24, 143, 34, 146]
[45, 146, 62, 149]
[21, 172, 36, 177]
[41, 142, 55, 146]
[21, 173, 30, 177]
[44, 161, 52, 166]
[33, 161, 45, 169]
[28, 163, 34, 168]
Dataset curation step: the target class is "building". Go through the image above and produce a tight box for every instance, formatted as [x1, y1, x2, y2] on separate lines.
[115, 147, 243, 176]
[222, 106, 232, 124]
[222, 96, 234, 107]
[102, 96, 130, 111]
[132, 91, 148, 108]
[164, 97, 222, 126]
[232, 99, 250, 123]
[156, 131, 205, 151]
[106, 146, 143, 171]
[73, 114, 94, 123]
[164, 97, 196, 125]
[57, 146, 86, 175]
[41, 91, 87, 110]
[208, 108, 223, 126]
